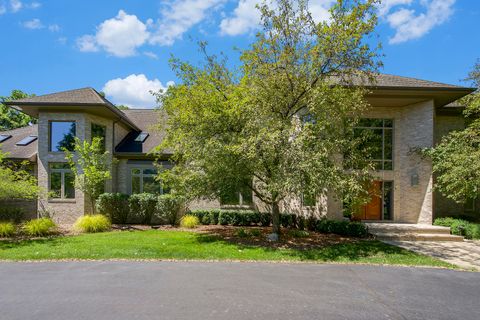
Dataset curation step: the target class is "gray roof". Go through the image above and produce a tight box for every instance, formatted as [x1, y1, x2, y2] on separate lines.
[115, 109, 168, 155]
[0, 125, 37, 161]
[365, 73, 468, 89]
[8, 87, 108, 105]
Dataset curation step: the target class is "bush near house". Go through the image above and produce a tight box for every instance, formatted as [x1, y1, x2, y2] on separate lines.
[180, 215, 200, 228]
[189, 209, 369, 238]
[74, 215, 111, 233]
[129, 193, 157, 224]
[96, 193, 130, 224]
[0, 222, 16, 238]
[434, 217, 480, 240]
[0, 207, 24, 223]
[155, 194, 184, 226]
[23, 218, 57, 237]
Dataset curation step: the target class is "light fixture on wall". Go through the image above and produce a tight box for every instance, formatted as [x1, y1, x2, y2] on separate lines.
[411, 172, 419, 186]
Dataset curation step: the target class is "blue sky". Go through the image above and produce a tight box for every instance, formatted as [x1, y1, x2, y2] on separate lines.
[0, 0, 478, 108]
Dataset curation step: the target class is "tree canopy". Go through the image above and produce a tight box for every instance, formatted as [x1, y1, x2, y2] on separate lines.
[425, 60, 480, 203]
[0, 90, 36, 131]
[155, 0, 382, 235]
[0, 150, 39, 200]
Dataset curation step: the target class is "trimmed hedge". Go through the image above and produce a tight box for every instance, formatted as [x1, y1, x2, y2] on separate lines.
[188, 209, 369, 238]
[434, 217, 480, 240]
[96, 193, 130, 224]
[155, 194, 184, 226]
[129, 193, 157, 224]
[0, 207, 24, 223]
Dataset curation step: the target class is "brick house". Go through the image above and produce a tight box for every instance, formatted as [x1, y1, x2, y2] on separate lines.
[0, 74, 476, 224]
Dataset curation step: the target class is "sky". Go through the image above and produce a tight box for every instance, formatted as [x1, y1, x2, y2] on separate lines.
[0, 0, 478, 109]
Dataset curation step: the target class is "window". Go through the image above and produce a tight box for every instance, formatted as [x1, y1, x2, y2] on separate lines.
[220, 184, 253, 206]
[355, 119, 393, 170]
[0, 134, 12, 143]
[135, 132, 149, 143]
[91, 123, 106, 152]
[16, 135, 37, 146]
[49, 163, 75, 199]
[131, 168, 163, 194]
[49, 121, 76, 152]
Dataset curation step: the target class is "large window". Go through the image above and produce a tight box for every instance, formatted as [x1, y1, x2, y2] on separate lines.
[355, 119, 393, 170]
[49, 121, 76, 152]
[220, 184, 253, 206]
[49, 163, 75, 199]
[91, 123, 106, 152]
[131, 168, 164, 194]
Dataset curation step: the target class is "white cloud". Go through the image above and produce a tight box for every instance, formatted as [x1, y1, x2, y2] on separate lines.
[382, 0, 456, 44]
[26, 1, 40, 9]
[10, 0, 22, 12]
[0, 5, 6, 15]
[22, 18, 43, 29]
[48, 24, 60, 32]
[143, 51, 159, 59]
[150, 0, 225, 46]
[220, 0, 335, 36]
[77, 35, 99, 52]
[77, 10, 150, 57]
[377, 0, 413, 16]
[103, 74, 174, 108]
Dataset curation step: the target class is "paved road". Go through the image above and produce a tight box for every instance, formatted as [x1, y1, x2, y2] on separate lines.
[0, 261, 479, 320]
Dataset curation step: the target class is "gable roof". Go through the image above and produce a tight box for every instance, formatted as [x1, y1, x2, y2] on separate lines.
[0, 125, 38, 161]
[365, 73, 470, 90]
[4, 87, 140, 131]
[115, 109, 168, 155]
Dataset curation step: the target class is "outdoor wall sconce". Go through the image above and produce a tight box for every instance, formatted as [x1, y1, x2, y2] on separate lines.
[411, 173, 419, 186]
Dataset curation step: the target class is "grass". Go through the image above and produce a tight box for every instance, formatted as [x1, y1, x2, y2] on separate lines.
[0, 230, 455, 268]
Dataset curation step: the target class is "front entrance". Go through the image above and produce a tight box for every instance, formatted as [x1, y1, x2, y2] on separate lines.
[354, 181, 393, 221]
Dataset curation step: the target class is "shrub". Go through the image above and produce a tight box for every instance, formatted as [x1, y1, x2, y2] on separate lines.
[235, 228, 249, 238]
[96, 193, 130, 224]
[23, 218, 57, 237]
[156, 194, 184, 225]
[0, 222, 15, 237]
[280, 213, 296, 228]
[250, 228, 262, 237]
[0, 207, 24, 223]
[190, 209, 221, 225]
[433, 217, 457, 227]
[129, 193, 157, 224]
[259, 212, 271, 226]
[316, 219, 368, 238]
[180, 215, 199, 228]
[434, 217, 480, 240]
[74, 215, 111, 233]
[288, 229, 310, 238]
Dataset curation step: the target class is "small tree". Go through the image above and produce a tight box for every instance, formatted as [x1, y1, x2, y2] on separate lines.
[425, 60, 480, 203]
[64, 137, 113, 214]
[155, 0, 381, 237]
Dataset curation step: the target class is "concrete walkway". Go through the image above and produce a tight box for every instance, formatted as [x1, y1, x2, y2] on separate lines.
[385, 240, 480, 270]
[0, 261, 479, 320]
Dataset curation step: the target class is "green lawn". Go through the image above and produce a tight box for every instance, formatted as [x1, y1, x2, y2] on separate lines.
[0, 230, 454, 268]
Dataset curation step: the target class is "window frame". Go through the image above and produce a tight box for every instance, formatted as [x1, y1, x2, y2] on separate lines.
[219, 185, 254, 208]
[48, 120, 77, 153]
[48, 163, 75, 200]
[355, 118, 394, 171]
[130, 167, 163, 194]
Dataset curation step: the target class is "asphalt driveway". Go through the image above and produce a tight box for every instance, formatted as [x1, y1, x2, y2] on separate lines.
[0, 261, 478, 320]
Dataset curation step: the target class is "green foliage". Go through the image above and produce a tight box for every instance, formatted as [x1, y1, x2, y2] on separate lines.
[129, 193, 158, 224]
[74, 214, 111, 233]
[96, 193, 130, 224]
[235, 228, 249, 238]
[0, 207, 24, 223]
[155, 0, 381, 235]
[0, 151, 40, 200]
[180, 215, 200, 228]
[249, 228, 262, 237]
[316, 219, 369, 238]
[425, 61, 480, 203]
[155, 194, 184, 225]
[190, 209, 221, 225]
[433, 217, 480, 239]
[64, 137, 113, 213]
[23, 218, 57, 237]
[0, 90, 36, 131]
[0, 222, 15, 237]
[288, 229, 310, 238]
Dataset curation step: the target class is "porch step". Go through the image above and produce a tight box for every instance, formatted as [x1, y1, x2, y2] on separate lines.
[372, 232, 464, 242]
[365, 223, 464, 242]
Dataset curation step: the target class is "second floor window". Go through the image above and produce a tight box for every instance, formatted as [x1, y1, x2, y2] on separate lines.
[49, 121, 76, 152]
[354, 118, 393, 170]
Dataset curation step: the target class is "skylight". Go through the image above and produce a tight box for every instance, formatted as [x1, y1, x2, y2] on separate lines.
[16, 135, 38, 146]
[134, 132, 149, 143]
[0, 134, 12, 143]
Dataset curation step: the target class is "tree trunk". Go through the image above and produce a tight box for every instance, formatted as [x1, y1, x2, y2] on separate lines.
[271, 201, 281, 235]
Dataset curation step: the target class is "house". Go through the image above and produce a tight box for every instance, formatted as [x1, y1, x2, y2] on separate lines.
[0, 74, 476, 224]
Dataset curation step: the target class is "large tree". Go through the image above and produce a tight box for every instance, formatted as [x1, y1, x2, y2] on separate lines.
[425, 60, 480, 203]
[0, 90, 36, 131]
[155, 0, 381, 236]
[0, 150, 39, 200]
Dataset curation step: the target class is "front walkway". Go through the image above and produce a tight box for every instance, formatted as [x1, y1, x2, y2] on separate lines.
[385, 240, 480, 270]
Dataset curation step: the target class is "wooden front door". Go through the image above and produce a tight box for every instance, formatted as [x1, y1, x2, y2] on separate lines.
[354, 181, 382, 220]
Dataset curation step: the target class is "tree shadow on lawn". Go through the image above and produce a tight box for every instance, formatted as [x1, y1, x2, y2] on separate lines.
[193, 227, 411, 262]
[0, 236, 65, 251]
